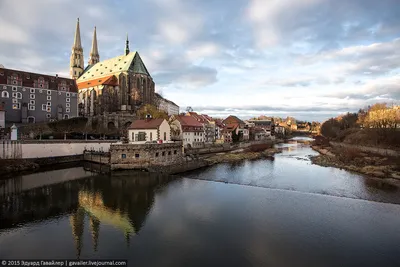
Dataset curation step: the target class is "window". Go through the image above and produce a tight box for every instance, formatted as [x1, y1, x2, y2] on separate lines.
[66, 92, 70, 97]
[150, 132, 153, 141]
[156, 152, 159, 157]
[162, 151, 165, 156]
[47, 90, 51, 95]
[66, 98, 70, 102]
[27, 116, 35, 123]
[28, 104, 35, 111]
[168, 151, 171, 155]
[30, 94, 35, 99]
[66, 103, 70, 108]
[12, 103, 20, 109]
[12, 99, 18, 103]
[1, 91, 9, 98]
[47, 96, 51, 101]
[12, 81, 17, 85]
[30, 88, 35, 93]
[12, 87, 17, 91]
[135, 132, 146, 141]
[29, 99, 35, 105]
[135, 154, 139, 158]
[164, 132, 166, 141]
[42, 104, 47, 111]
[121, 154, 126, 159]
[46, 107, 51, 112]
[46, 114, 51, 118]
[64, 114, 69, 119]
[66, 108, 70, 113]
[13, 92, 22, 99]
[174, 150, 177, 154]
[47, 102, 51, 106]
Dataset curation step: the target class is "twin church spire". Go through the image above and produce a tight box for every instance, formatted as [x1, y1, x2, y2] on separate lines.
[70, 18, 130, 79]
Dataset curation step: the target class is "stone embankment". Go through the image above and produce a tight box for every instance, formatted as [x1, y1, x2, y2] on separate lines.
[310, 145, 400, 180]
[0, 159, 40, 176]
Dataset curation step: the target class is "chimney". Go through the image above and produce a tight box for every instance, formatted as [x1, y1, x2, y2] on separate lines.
[145, 114, 152, 121]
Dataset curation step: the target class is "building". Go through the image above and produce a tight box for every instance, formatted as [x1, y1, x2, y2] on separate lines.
[186, 112, 215, 143]
[223, 115, 249, 141]
[0, 103, 4, 128]
[0, 67, 78, 125]
[71, 19, 155, 130]
[128, 118, 170, 144]
[247, 119, 274, 135]
[251, 127, 269, 141]
[154, 93, 179, 115]
[170, 115, 204, 148]
[214, 119, 225, 141]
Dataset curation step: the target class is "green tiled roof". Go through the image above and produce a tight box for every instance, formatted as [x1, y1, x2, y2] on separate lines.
[78, 52, 150, 82]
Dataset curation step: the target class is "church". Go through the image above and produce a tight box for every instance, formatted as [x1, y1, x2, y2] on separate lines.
[70, 19, 155, 130]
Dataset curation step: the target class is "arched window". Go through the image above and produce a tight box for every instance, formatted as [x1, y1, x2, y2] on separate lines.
[64, 114, 69, 119]
[1, 91, 9, 98]
[27, 116, 35, 123]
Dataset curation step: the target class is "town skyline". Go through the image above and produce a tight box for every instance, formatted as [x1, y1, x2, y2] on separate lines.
[0, 0, 399, 122]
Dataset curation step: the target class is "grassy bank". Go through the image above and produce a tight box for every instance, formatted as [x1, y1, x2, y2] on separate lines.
[203, 148, 281, 165]
[310, 145, 400, 180]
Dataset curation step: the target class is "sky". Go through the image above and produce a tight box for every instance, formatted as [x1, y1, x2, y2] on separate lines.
[0, 0, 399, 122]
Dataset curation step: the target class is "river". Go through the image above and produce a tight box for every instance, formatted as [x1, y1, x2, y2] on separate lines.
[1, 138, 400, 267]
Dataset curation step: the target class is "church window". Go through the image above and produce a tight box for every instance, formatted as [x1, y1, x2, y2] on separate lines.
[47, 90, 51, 95]
[47, 102, 51, 106]
[30, 94, 35, 99]
[66, 98, 70, 102]
[13, 92, 22, 99]
[47, 96, 51, 101]
[30, 100, 35, 105]
[65, 108, 70, 113]
[66, 103, 70, 108]
[66, 92, 70, 97]
[1, 91, 9, 98]
[30, 88, 35, 93]
[28, 104, 35, 111]
[64, 114, 69, 119]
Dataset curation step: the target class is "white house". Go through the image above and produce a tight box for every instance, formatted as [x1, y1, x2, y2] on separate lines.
[128, 118, 171, 144]
[155, 93, 180, 116]
[170, 115, 204, 148]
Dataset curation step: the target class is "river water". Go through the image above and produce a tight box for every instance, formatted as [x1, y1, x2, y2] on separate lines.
[1, 139, 400, 267]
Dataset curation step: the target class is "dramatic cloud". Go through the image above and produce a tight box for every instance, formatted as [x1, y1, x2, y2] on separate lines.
[0, 0, 399, 121]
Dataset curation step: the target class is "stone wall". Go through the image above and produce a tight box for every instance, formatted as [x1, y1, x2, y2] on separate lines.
[330, 142, 400, 157]
[83, 152, 110, 164]
[110, 142, 183, 170]
[0, 140, 117, 159]
[186, 140, 273, 155]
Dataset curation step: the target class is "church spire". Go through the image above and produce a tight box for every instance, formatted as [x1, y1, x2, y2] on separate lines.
[70, 18, 84, 79]
[125, 33, 130, 56]
[88, 26, 100, 65]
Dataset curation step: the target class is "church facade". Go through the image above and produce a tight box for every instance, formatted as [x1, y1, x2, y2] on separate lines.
[70, 19, 155, 130]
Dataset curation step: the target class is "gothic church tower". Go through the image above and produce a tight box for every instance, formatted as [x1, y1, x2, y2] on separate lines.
[88, 27, 100, 65]
[70, 18, 84, 79]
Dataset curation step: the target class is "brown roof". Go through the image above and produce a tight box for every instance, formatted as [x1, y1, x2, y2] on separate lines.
[223, 115, 245, 125]
[0, 67, 77, 92]
[77, 75, 118, 89]
[175, 115, 203, 127]
[129, 118, 165, 129]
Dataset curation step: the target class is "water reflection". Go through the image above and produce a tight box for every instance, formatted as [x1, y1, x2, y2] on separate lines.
[0, 171, 177, 257]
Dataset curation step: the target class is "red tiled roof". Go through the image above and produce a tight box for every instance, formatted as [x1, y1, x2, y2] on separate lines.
[77, 75, 118, 89]
[129, 118, 165, 129]
[0, 67, 78, 92]
[175, 115, 203, 127]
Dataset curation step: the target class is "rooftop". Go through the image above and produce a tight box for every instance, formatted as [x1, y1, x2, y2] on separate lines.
[129, 118, 165, 129]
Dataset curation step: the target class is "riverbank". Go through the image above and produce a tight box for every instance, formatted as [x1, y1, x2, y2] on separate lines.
[0, 159, 40, 176]
[310, 145, 400, 180]
[203, 147, 281, 165]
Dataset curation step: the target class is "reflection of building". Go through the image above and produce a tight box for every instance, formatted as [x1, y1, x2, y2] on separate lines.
[69, 208, 85, 259]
